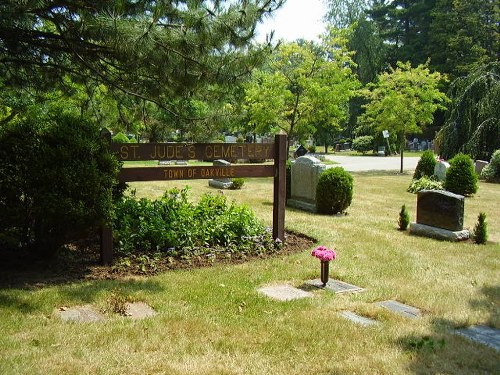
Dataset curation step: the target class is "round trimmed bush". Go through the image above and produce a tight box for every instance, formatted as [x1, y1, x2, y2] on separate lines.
[444, 153, 478, 196]
[352, 136, 374, 154]
[316, 167, 353, 214]
[413, 150, 437, 179]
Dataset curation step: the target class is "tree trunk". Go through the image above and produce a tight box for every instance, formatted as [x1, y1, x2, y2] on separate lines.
[400, 136, 405, 173]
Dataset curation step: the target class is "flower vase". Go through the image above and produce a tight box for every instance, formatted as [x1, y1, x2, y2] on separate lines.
[320, 260, 330, 287]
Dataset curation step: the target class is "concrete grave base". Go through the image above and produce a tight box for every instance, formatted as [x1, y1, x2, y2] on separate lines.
[208, 179, 233, 189]
[286, 198, 316, 213]
[409, 222, 470, 241]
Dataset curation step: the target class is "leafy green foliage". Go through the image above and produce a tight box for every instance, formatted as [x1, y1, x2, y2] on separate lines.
[359, 61, 448, 172]
[112, 132, 131, 143]
[413, 150, 437, 179]
[316, 167, 354, 214]
[244, 32, 360, 153]
[407, 177, 444, 194]
[398, 204, 410, 231]
[480, 149, 500, 182]
[0, 111, 119, 253]
[444, 153, 478, 196]
[113, 188, 278, 259]
[436, 62, 500, 161]
[473, 212, 488, 245]
[352, 135, 374, 154]
[230, 178, 245, 190]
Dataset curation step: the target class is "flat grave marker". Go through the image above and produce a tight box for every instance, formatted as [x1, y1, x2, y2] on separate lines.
[376, 300, 421, 319]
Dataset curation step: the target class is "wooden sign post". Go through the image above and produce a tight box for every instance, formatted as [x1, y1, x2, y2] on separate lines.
[100, 134, 287, 264]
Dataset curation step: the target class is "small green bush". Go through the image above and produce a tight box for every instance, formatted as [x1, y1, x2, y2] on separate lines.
[230, 178, 245, 189]
[407, 176, 444, 193]
[316, 167, 353, 214]
[308, 144, 316, 153]
[473, 212, 488, 244]
[352, 136, 374, 154]
[112, 131, 131, 143]
[444, 153, 478, 196]
[413, 150, 437, 179]
[480, 149, 500, 182]
[398, 204, 410, 230]
[113, 187, 271, 255]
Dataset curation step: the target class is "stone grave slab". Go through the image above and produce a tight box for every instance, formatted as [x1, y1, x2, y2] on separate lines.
[376, 300, 421, 319]
[125, 302, 157, 320]
[307, 279, 364, 294]
[258, 284, 313, 301]
[455, 325, 500, 351]
[409, 223, 470, 242]
[339, 311, 379, 326]
[55, 305, 106, 322]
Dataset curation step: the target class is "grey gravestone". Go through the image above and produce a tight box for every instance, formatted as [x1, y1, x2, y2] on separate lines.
[377, 300, 421, 319]
[455, 325, 500, 351]
[208, 159, 233, 189]
[258, 285, 313, 301]
[158, 160, 171, 165]
[287, 155, 326, 212]
[307, 279, 364, 294]
[339, 311, 379, 326]
[55, 305, 106, 322]
[434, 160, 449, 181]
[474, 160, 489, 175]
[125, 302, 157, 320]
[175, 160, 188, 166]
[416, 190, 464, 231]
[294, 145, 308, 158]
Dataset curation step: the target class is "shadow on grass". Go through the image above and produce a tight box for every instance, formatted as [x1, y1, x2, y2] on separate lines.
[399, 286, 500, 374]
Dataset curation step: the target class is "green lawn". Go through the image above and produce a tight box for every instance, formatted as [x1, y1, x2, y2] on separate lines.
[1, 174, 499, 374]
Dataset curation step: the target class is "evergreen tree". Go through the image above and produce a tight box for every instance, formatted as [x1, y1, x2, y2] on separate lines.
[435, 62, 500, 161]
[0, 1, 284, 118]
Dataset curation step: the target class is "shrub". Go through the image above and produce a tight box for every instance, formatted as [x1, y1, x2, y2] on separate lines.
[0, 112, 119, 253]
[444, 153, 478, 196]
[407, 176, 444, 193]
[112, 131, 131, 143]
[308, 144, 316, 153]
[230, 178, 245, 189]
[473, 212, 488, 244]
[413, 150, 437, 179]
[480, 149, 500, 182]
[398, 204, 410, 230]
[113, 188, 270, 255]
[352, 136, 374, 154]
[316, 167, 353, 214]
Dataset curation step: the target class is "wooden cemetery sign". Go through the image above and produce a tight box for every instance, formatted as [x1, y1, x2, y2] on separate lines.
[100, 132, 287, 264]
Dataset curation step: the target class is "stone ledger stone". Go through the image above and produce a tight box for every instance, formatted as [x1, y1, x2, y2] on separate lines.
[287, 155, 326, 212]
[416, 190, 464, 231]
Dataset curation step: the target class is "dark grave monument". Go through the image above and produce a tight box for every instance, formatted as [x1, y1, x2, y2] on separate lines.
[409, 190, 469, 241]
[293, 144, 308, 158]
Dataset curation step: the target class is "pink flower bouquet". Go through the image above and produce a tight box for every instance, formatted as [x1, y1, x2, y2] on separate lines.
[311, 246, 336, 262]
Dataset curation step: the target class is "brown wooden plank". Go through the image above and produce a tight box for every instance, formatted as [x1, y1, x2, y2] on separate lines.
[273, 134, 287, 241]
[119, 165, 275, 182]
[111, 142, 275, 161]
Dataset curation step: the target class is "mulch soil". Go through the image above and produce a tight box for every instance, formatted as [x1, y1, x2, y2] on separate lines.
[0, 232, 315, 289]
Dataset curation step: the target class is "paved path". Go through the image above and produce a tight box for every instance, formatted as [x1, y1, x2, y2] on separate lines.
[320, 154, 420, 172]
